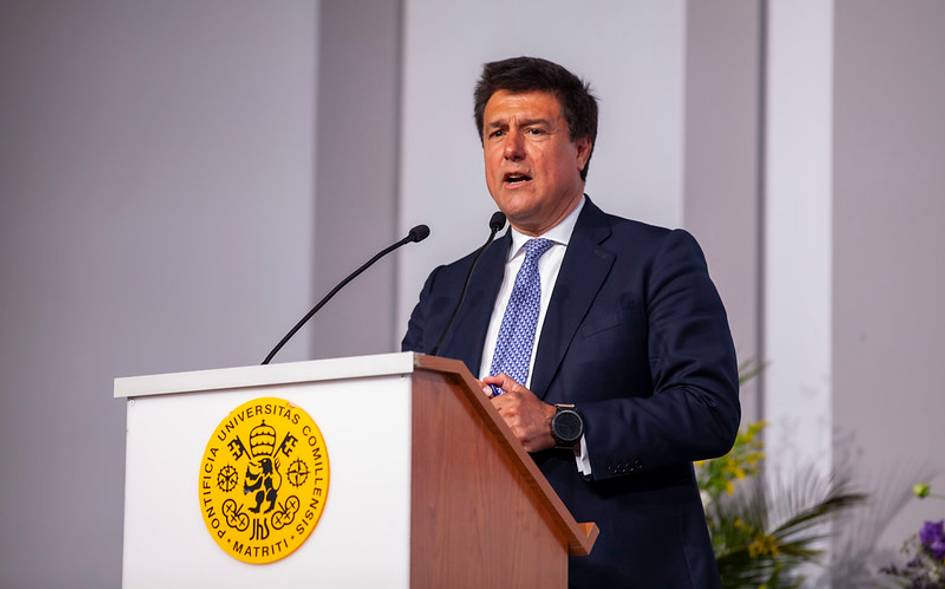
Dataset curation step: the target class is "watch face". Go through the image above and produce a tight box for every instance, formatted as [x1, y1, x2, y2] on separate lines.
[554, 410, 583, 443]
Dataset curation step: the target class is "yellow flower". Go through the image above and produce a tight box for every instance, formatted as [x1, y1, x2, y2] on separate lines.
[748, 534, 780, 558]
[748, 538, 764, 558]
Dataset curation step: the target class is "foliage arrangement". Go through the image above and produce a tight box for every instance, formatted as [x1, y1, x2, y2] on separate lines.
[695, 362, 867, 588]
[881, 483, 945, 588]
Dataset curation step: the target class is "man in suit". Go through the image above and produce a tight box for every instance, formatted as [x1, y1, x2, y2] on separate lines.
[402, 56, 740, 588]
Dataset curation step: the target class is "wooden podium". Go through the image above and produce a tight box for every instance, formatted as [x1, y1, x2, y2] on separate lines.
[115, 352, 597, 588]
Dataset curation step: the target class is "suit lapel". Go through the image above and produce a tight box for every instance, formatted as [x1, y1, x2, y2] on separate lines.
[530, 199, 614, 399]
[440, 232, 510, 376]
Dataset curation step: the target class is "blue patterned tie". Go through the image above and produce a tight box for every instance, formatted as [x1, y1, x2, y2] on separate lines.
[489, 238, 555, 396]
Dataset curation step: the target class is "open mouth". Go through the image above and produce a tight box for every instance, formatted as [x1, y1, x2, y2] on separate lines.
[504, 172, 533, 185]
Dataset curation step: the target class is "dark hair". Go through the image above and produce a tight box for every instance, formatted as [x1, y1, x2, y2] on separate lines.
[474, 56, 598, 181]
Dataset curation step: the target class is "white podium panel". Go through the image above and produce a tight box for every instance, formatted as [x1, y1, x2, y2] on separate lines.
[119, 356, 413, 588]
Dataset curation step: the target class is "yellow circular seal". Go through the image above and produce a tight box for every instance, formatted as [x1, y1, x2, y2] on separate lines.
[198, 397, 330, 564]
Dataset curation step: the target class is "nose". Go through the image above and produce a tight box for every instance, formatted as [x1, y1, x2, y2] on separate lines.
[502, 129, 525, 161]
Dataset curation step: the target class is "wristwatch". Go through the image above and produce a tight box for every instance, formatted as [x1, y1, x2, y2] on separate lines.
[551, 403, 584, 449]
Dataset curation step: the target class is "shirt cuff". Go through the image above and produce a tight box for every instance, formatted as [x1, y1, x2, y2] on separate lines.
[573, 435, 592, 475]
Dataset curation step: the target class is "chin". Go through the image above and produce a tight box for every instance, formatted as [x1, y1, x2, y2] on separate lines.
[493, 191, 539, 218]
[504, 210, 545, 233]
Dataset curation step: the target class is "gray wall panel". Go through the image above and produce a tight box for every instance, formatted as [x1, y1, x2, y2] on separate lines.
[833, 0, 945, 551]
[0, 2, 317, 585]
[683, 0, 763, 424]
[313, 0, 401, 359]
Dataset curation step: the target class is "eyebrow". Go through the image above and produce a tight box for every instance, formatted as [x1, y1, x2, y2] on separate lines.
[486, 117, 553, 129]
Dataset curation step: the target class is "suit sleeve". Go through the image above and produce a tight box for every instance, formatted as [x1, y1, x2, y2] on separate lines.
[580, 229, 740, 481]
[400, 265, 444, 354]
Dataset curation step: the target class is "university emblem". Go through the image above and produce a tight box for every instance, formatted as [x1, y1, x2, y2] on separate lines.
[198, 397, 330, 564]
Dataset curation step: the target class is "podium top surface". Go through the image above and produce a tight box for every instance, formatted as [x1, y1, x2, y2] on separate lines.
[114, 352, 416, 398]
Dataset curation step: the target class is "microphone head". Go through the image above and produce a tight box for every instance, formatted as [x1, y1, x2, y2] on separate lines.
[407, 224, 430, 243]
[489, 211, 507, 232]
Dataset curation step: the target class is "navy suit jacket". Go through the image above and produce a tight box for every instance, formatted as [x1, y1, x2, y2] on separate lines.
[402, 198, 739, 588]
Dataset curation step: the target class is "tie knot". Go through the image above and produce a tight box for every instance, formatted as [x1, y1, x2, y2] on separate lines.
[523, 238, 554, 262]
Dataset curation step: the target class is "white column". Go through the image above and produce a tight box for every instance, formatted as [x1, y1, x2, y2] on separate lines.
[764, 0, 834, 480]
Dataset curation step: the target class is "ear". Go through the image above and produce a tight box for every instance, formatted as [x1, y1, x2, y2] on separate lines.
[574, 136, 592, 172]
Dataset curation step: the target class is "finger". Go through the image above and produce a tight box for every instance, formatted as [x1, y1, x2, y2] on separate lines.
[490, 388, 520, 408]
[482, 373, 516, 388]
[482, 373, 524, 396]
[482, 374, 509, 397]
[474, 378, 490, 397]
[490, 395, 510, 413]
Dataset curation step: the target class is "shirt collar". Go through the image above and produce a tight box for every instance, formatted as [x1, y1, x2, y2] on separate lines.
[508, 194, 586, 260]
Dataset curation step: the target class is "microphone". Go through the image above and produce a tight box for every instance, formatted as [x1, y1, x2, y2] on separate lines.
[430, 212, 506, 356]
[262, 224, 431, 365]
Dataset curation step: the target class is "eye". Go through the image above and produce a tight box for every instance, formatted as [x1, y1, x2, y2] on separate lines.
[526, 127, 546, 136]
[489, 129, 506, 138]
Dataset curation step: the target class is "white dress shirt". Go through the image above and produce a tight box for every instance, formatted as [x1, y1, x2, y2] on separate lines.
[478, 195, 592, 475]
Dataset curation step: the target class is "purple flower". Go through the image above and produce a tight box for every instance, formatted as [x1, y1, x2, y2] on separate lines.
[931, 538, 945, 560]
[919, 520, 944, 548]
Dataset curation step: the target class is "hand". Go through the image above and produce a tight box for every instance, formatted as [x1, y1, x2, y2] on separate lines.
[480, 373, 556, 452]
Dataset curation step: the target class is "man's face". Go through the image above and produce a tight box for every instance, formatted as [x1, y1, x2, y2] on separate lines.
[482, 90, 591, 235]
